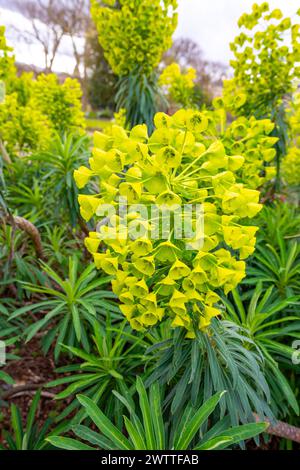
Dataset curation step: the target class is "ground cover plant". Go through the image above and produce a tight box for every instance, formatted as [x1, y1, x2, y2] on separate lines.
[0, 0, 300, 454]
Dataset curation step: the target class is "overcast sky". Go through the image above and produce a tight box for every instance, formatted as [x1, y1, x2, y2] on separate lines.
[176, 0, 298, 64]
[0, 0, 299, 72]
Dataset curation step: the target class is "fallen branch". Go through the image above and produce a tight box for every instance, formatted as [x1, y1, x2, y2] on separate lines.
[9, 391, 55, 399]
[4, 215, 44, 259]
[254, 413, 300, 444]
[0, 139, 11, 164]
[1, 383, 45, 400]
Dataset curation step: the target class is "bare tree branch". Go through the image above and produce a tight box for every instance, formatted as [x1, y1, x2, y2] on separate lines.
[10, 0, 90, 73]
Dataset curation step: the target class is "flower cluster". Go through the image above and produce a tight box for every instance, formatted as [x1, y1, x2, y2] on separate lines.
[208, 104, 277, 188]
[159, 62, 196, 108]
[31, 74, 85, 133]
[91, 0, 178, 77]
[222, 3, 300, 118]
[75, 110, 262, 337]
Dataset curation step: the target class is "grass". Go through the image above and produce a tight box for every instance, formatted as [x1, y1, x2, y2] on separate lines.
[85, 118, 112, 131]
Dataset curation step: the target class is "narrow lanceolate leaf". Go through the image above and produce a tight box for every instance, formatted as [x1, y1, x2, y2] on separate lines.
[11, 404, 23, 450]
[72, 425, 115, 450]
[47, 436, 96, 450]
[149, 382, 165, 450]
[77, 395, 133, 450]
[124, 416, 146, 450]
[174, 391, 225, 450]
[71, 304, 81, 341]
[136, 377, 156, 449]
[0, 371, 14, 385]
[195, 436, 233, 450]
[26, 390, 41, 438]
[196, 422, 268, 450]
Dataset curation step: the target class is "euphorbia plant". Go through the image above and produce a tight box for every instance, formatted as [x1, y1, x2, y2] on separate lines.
[223, 3, 300, 118]
[91, 0, 178, 130]
[91, 0, 178, 78]
[282, 92, 300, 188]
[202, 105, 278, 189]
[159, 62, 197, 108]
[75, 109, 263, 338]
[219, 3, 300, 190]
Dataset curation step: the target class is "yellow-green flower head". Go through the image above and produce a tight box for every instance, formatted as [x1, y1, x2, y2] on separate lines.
[283, 92, 300, 187]
[222, 4, 300, 119]
[75, 111, 262, 336]
[91, 0, 178, 77]
[159, 62, 197, 108]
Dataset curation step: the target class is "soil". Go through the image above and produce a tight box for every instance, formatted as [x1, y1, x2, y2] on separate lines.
[0, 335, 74, 446]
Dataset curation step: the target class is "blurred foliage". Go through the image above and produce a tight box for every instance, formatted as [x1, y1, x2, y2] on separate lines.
[31, 74, 85, 134]
[159, 62, 197, 108]
[85, 25, 118, 111]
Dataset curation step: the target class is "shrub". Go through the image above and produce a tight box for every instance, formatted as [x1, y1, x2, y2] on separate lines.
[282, 147, 300, 187]
[0, 28, 85, 157]
[0, 94, 51, 155]
[31, 74, 85, 134]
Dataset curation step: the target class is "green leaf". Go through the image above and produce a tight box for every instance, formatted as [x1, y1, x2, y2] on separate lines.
[174, 391, 225, 450]
[71, 304, 81, 341]
[124, 416, 146, 450]
[196, 435, 233, 450]
[197, 422, 268, 450]
[26, 390, 41, 438]
[77, 395, 133, 450]
[72, 425, 114, 450]
[136, 377, 156, 449]
[47, 436, 96, 450]
[149, 382, 165, 450]
[0, 371, 14, 385]
[11, 404, 23, 450]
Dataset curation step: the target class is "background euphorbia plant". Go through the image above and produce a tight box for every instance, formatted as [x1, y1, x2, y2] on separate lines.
[91, 0, 178, 130]
[159, 62, 197, 108]
[75, 109, 263, 338]
[282, 92, 300, 189]
[219, 3, 300, 191]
